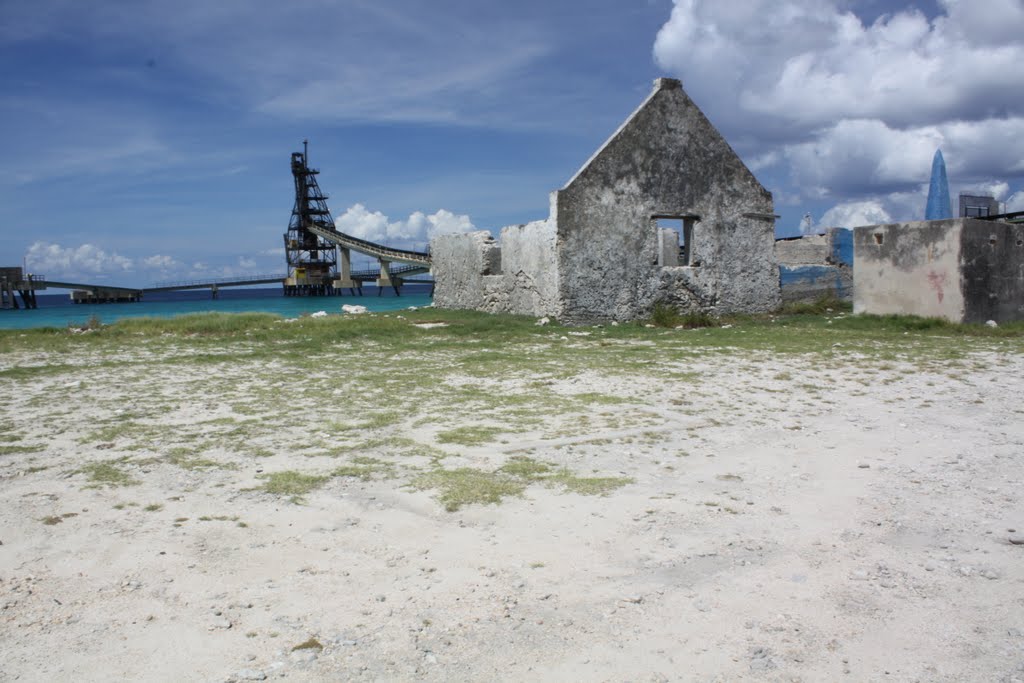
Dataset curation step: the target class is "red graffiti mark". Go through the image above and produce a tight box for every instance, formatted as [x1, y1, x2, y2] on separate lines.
[927, 270, 947, 304]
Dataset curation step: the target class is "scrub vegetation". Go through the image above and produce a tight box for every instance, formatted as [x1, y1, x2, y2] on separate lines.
[3, 307, 1023, 511]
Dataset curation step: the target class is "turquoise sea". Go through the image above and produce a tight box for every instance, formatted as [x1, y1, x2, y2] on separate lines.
[0, 286, 433, 330]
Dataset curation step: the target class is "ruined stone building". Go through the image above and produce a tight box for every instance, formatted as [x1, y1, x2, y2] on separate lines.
[431, 78, 780, 323]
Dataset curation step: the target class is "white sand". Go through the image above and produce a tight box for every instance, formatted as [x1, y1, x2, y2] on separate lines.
[1, 337, 1022, 682]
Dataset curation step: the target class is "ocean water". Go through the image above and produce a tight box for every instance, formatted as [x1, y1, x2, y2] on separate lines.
[0, 286, 433, 330]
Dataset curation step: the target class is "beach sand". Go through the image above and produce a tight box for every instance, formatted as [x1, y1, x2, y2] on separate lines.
[1, 321, 1022, 682]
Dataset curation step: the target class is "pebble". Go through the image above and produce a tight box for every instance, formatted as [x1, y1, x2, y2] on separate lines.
[289, 650, 317, 664]
[850, 570, 870, 581]
[857, 463, 870, 469]
[210, 619, 232, 630]
[234, 670, 266, 681]
[924, 560, 938, 572]
[980, 568, 1000, 580]
[1009, 534, 1024, 546]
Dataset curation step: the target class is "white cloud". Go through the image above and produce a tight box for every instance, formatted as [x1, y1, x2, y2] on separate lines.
[818, 200, 892, 229]
[25, 242, 134, 277]
[334, 204, 475, 247]
[653, 0, 1024, 204]
[142, 254, 180, 270]
[1006, 191, 1024, 212]
[654, 0, 1024, 133]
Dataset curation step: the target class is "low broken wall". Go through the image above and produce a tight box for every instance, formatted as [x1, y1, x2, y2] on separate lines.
[776, 228, 853, 303]
[430, 231, 501, 311]
[499, 220, 559, 317]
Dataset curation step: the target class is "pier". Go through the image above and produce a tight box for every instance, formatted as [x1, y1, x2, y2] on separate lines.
[5, 141, 434, 310]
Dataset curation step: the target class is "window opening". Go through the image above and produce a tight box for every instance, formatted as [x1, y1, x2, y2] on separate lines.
[653, 214, 700, 266]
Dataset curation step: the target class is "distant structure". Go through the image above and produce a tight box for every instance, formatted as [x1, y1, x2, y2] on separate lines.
[430, 78, 780, 323]
[798, 213, 815, 235]
[284, 141, 340, 296]
[925, 149, 952, 220]
[959, 193, 1000, 218]
[775, 228, 853, 304]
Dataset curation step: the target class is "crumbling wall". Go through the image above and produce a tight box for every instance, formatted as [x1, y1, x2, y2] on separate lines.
[554, 78, 778, 323]
[854, 219, 965, 321]
[499, 218, 560, 317]
[776, 228, 853, 303]
[431, 231, 501, 311]
[855, 218, 1024, 323]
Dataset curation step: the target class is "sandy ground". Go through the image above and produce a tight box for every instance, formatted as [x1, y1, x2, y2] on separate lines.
[1, 329, 1023, 682]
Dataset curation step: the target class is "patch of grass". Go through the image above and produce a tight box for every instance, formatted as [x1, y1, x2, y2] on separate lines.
[143, 503, 163, 512]
[0, 444, 45, 456]
[498, 456, 554, 479]
[332, 456, 394, 481]
[329, 410, 405, 433]
[436, 425, 506, 446]
[649, 304, 716, 329]
[291, 637, 324, 652]
[78, 460, 139, 488]
[257, 471, 329, 502]
[413, 456, 633, 512]
[549, 471, 633, 496]
[165, 447, 233, 471]
[40, 512, 78, 525]
[409, 468, 527, 512]
[780, 294, 851, 315]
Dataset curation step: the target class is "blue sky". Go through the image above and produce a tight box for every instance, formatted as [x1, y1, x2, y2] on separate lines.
[2, 0, 1023, 285]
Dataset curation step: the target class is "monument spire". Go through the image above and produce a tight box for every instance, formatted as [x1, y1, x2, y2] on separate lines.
[925, 149, 952, 220]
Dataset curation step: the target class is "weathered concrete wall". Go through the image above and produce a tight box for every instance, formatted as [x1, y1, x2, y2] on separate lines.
[776, 229, 853, 303]
[554, 78, 778, 323]
[776, 235, 828, 265]
[498, 218, 560, 317]
[959, 220, 1024, 323]
[431, 231, 501, 311]
[854, 220, 966, 321]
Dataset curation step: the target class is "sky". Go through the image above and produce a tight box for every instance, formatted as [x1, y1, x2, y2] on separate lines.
[2, 0, 1023, 286]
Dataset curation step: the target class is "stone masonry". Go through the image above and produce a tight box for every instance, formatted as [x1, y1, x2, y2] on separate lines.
[431, 78, 781, 323]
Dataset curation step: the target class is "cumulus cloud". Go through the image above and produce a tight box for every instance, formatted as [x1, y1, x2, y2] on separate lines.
[142, 254, 181, 270]
[25, 242, 134, 277]
[1006, 191, 1024, 212]
[818, 200, 893, 230]
[653, 0, 1024, 209]
[334, 204, 475, 247]
[654, 0, 1024, 133]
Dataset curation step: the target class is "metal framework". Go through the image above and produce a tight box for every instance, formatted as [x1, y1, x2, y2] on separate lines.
[284, 141, 340, 296]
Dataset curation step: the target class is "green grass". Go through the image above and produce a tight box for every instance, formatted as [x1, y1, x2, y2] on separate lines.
[291, 637, 324, 652]
[436, 425, 507, 446]
[332, 456, 394, 481]
[0, 444, 45, 455]
[412, 456, 633, 511]
[410, 467, 527, 512]
[77, 460, 139, 488]
[257, 471, 329, 502]
[649, 303, 716, 329]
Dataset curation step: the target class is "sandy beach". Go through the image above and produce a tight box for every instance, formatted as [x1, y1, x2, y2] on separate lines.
[1, 312, 1022, 682]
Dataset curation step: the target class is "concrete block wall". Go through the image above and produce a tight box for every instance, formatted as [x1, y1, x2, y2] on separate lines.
[431, 231, 501, 311]
[853, 218, 1024, 323]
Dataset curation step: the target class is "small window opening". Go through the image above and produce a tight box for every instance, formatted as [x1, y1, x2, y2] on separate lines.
[965, 205, 991, 218]
[654, 214, 700, 266]
[873, 233, 884, 246]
